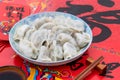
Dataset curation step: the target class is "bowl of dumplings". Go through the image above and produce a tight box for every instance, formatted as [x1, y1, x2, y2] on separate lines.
[9, 12, 93, 66]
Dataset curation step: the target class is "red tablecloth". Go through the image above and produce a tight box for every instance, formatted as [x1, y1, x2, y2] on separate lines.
[0, 0, 120, 80]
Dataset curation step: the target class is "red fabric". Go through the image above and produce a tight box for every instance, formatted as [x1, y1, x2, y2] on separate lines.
[0, 0, 120, 80]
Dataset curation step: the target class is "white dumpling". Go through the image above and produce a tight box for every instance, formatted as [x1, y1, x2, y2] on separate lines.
[55, 45, 64, 60]
[74, 20, 85, 31]
[24, 28, 35, 40]
[47, 31, 56, 46]
[30, 29, 50, 47]
[47, 25, 72, 45]
[14, 25, 29, 40]
[37, 46, 52, 62]
[68, 19, 85, 32]
[63, 42, 77, 60]
[74, 32, 90, 48]
[53, 16, 84, 32]
[39, 22, 56, 30]
[49, 40, 64, 61]
[51, 25, 73, 34]
[57, 33, 77, 46]
[52, 16, 66, 25]
[19, 39, 38, 59]
[33, 17, 53, 29]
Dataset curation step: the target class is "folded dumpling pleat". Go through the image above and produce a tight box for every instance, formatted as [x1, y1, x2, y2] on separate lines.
[39, 22, 56, 30]
[68, 19, 85, 32]
[63, 42, 77, 60]
[74, 32, 90, 48]
[19, 39, 38, 59]
[30, 29, 50, 47]
[49, 40, 64, 61]
[33, 17, 53, 29]
[57, 33, 77, 46]
[24, 27, 35, 40]
[37, 46, 52, 62]
[14, 25, 29, 41]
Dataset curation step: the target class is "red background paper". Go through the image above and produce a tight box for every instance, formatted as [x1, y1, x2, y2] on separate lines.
[0, 0, 120, 80]
[0, 2, 30, 40]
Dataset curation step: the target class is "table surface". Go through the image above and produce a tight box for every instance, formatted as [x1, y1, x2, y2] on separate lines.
[0, 0, 120, 80]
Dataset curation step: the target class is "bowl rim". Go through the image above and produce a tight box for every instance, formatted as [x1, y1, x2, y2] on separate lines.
[9, 11, 93, 66]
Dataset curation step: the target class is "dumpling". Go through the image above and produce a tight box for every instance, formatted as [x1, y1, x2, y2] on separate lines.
[54, 45, 64, 61]
[33, 17, 53, 29]
[47, 31, 56, 46]
[52, 16, 67, 25]
[68, 19, 85, 32]
[63, 42, 77, 60]
[13, 25, 29, 41]
[30, 29, 50, 48]
[24, 27, 35, 40]
[19, 39, 38, 59]
[57, 33, 77, 46]
[39, 22, 56, 30]
[49, 40, 64, 61]
[53, 16, 84, 32]
[37, 46, 52, 62]
[51, 25, 73, 34]
[74, 32, 90, 48]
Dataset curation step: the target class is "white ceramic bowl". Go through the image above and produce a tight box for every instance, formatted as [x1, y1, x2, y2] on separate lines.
[9, 12, 92, 66]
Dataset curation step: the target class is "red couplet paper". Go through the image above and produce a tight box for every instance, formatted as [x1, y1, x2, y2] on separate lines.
[0, 2, 30, 40]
